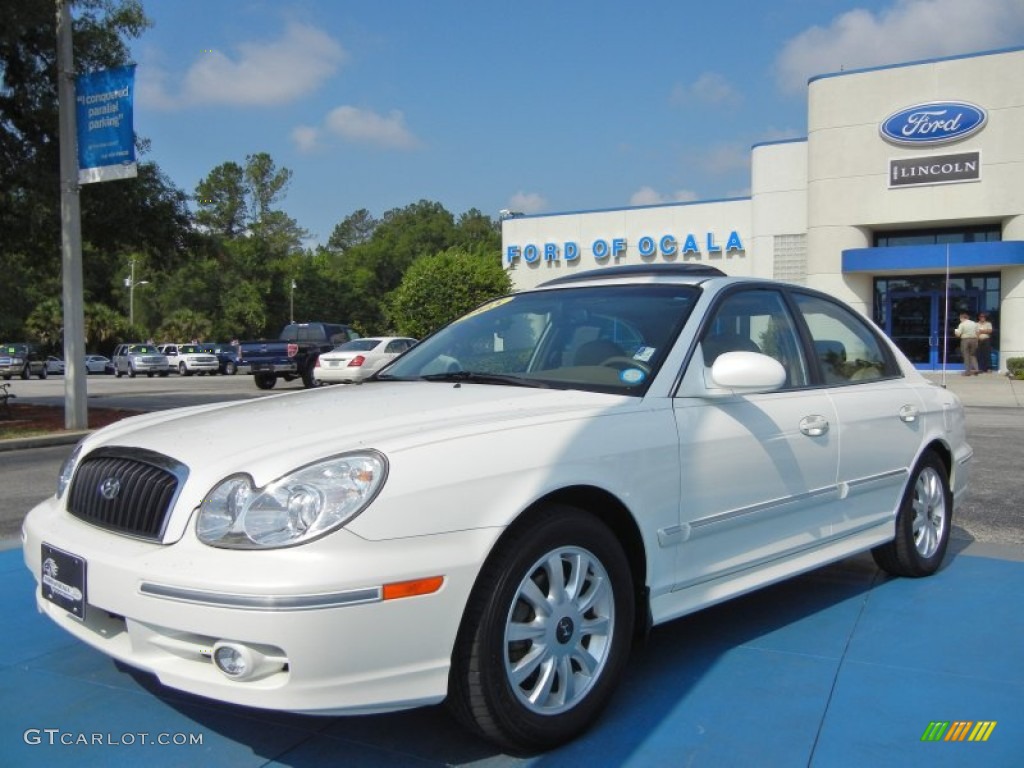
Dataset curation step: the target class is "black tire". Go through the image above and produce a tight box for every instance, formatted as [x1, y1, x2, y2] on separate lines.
[179, 362, 189, 376]
[254, 373, 277, 390]
[20, 365, 30, 380]
[128, 366, 136, 378]
[38, 366, 47, 380]
[115, 368, 123, 378]
[872, 450, 952, 577]
[301, 364, 318, 389]
[224, 361, 237, 375]
[448, 505, 634, 753]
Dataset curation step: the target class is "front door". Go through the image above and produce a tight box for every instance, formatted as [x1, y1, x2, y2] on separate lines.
[886, 290, 978, 371]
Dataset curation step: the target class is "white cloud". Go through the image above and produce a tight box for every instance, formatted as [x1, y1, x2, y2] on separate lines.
[323, 106, 420, 149]
[291, 125, 320, 152]
[670, 72, 741, 108]
[139, 23, 345, 109]
[629, 187, 699, 206]
[508, 192, 547, 214]
[776, 0, 1024, 94]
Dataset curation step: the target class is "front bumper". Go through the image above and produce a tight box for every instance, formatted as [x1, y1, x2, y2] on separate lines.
[22, 497, 500, 715]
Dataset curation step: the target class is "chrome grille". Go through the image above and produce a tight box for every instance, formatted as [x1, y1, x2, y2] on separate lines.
[67, 448, 188, 540]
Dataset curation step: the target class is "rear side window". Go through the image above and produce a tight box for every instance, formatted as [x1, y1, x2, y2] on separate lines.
[791, 293, 899, 384]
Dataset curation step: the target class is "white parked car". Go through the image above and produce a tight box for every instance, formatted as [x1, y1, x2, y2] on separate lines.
[83, 355, 111, 374]
[45, 355, 65, 375]
[314, 336, 417, 384]
[22, 265, 971, 752]
[158, 343, 220, 376]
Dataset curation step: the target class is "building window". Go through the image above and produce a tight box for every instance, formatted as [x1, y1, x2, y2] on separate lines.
[873, 225, 1001, 248]
[773, 234, 807, 284]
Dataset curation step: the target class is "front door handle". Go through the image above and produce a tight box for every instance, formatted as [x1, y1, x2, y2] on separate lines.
[899, 404, 919, 423]
[800, 415, 830, 437]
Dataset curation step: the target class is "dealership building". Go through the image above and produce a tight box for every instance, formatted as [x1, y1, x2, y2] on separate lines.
[501, 46, 1024, 372]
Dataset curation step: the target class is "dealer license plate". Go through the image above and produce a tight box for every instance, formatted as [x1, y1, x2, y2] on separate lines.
[41, 543, 87, 621]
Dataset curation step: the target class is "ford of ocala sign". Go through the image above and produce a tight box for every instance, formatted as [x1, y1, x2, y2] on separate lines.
[880, 102, 986, 147]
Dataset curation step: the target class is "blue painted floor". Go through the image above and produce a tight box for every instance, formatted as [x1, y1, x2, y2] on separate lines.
[2, 542, 1021, 767]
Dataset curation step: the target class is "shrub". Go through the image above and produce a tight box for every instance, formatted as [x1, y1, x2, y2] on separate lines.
[1006, 357, 1024, 380]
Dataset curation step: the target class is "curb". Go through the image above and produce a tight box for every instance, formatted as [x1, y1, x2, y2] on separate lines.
[0, 431, 90, 453]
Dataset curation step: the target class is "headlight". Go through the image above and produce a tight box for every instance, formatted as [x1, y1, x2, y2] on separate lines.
[196, 452, 387, 549]
[56, 442, 85, 499]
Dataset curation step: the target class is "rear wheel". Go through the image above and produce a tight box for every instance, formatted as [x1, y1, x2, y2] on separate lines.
[872, 450, 951, 577]
[20, 365, 30, 380]
[449, 506, 634, 753]
[179, 362, 189, 376]
[128, 366, 136, 378]
[254, 373, 277, 390]
[224, 361, 237, 375]
[38, 366, 47, 380]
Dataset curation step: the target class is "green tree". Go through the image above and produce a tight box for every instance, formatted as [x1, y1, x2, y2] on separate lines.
[195, 161, 248, 238]
[157, 309, 213, 343]
[24, 298, 65, 349]
[0, 1, 197, 340]
[326, 208, 377, 254]
[387, 246, 511, 338]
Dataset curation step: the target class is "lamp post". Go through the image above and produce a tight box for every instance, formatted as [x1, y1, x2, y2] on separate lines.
[290, 280, 296, 324]
[124, 259, 150, 329]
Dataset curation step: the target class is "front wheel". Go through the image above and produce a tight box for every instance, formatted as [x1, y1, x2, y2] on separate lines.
[224, 361, 237, 375]
[38, 366, 47, 380]
[254, 373, 277, 390]
[872, 450, 952, 577]
[449, 506, 635, 753]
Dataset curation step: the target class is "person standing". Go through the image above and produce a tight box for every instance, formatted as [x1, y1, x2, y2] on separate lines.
[977, 312, 994, 373]
[954, 312, 979, 376]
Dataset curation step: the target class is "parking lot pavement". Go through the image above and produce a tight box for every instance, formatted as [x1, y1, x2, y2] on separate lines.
[3, 542, 1022, 767]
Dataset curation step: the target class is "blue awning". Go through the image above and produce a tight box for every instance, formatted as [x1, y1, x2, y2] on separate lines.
[842, 241, 1024, 272]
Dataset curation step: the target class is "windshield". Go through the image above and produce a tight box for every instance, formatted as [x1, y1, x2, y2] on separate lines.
[379, 283, 700, 394]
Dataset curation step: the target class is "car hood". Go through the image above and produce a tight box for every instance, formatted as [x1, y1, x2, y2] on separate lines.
[82, 381, 634, 487]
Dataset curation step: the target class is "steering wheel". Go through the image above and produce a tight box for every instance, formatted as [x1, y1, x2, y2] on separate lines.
[599, 356, 651, 374]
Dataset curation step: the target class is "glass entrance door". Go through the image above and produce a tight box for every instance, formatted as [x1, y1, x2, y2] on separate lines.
[885, 289, 978, 370]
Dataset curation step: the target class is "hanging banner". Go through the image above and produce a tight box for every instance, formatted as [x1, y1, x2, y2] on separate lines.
[75, 65, 137, 184]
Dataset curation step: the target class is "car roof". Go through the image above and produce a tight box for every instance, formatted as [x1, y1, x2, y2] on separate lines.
[538, 263, 725, 287]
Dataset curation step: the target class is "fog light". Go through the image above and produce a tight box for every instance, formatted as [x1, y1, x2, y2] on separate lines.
[213, 643, 250, 678]
[211, 640, 287, 682]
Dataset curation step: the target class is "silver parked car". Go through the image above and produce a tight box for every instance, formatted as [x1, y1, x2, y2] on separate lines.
[112, 343, 170, 378]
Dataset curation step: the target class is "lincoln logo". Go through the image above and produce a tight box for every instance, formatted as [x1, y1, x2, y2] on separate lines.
[98, 477, 121, 500]
[880, 101, 986, 146]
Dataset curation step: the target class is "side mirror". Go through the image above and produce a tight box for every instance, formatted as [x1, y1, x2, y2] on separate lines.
[704, 351, 786, 396]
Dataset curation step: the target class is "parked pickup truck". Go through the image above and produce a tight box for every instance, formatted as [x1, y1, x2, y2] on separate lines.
[238, 322, 360, 389]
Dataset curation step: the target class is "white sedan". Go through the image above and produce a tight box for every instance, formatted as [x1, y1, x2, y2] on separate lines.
[313, 336, 417, 384]
[22, 265, 970, 753]
[83, 355, 111, 374]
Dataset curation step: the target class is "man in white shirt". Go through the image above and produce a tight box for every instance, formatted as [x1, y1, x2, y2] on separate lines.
[954, 312, 979, 376]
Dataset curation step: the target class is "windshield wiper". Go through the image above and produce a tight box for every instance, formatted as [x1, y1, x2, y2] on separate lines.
[418, 371, 549, 388]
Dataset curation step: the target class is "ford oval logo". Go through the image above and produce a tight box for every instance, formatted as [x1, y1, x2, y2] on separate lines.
[880, 102, 986, 146]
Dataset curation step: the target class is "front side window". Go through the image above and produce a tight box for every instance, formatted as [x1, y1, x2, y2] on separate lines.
[792, 292, 899, 384]
[379, 284, 701, 395]
[700, 288, 809, 388]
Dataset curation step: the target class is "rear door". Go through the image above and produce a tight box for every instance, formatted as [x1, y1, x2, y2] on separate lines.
[790, 291, 921, 538]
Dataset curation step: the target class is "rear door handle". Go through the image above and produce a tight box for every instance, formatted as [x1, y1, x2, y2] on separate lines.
[799, 415, 830, 437]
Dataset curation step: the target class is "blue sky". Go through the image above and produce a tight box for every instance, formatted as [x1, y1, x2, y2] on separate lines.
[129, 0, 1024, 247]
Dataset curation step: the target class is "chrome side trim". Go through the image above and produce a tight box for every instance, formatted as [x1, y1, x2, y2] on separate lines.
[139, 582, 382, 611]
[686, 486, 839, 537]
